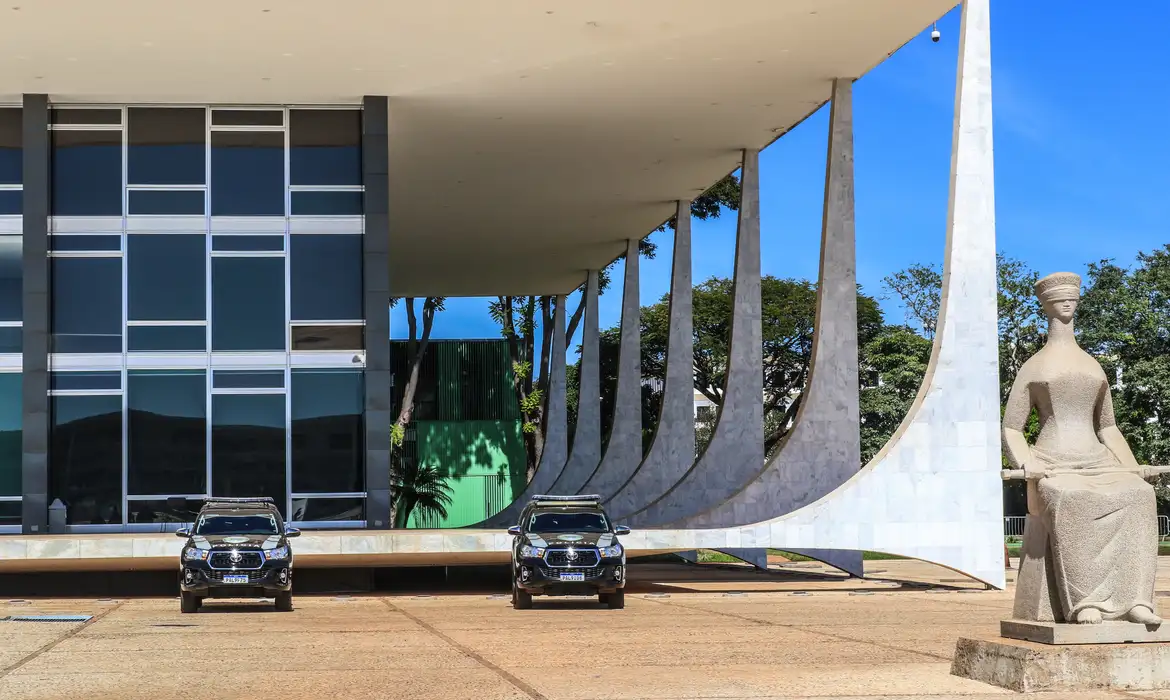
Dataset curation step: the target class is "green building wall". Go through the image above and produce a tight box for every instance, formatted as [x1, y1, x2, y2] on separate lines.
[390, 340, 526, 528]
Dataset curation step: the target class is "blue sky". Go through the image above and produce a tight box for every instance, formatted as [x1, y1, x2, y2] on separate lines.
[394, 1, 1170, 348]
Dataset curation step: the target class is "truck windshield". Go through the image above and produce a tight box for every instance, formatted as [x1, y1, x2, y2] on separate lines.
[529, 512, 608, 533]
[195, 514, 279, 536]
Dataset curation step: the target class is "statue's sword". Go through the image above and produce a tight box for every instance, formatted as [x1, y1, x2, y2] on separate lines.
[1001, 466, 1170, 480]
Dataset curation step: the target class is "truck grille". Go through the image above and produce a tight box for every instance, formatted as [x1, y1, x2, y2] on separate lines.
[208, 570, 267, 583]
[540, 566, 604, 580]
[544, 548, 600, 568]
[208, 551, 263, 570]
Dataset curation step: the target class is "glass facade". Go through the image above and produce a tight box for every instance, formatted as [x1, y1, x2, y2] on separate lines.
[0, 106, 20, 526]
[43, 105, 367, 529]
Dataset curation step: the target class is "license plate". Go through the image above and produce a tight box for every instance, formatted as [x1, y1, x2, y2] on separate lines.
[223, 574, 249, 584]
[560, 572, 584, 582]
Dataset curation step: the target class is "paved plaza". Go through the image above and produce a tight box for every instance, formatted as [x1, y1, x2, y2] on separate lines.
[1, 558, 1168, 700]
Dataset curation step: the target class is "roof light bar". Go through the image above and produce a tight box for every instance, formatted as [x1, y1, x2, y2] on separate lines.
[530, 494, 601, 502]
[202, 497, 277, 505]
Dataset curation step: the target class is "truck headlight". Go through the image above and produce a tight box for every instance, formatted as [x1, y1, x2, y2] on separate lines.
[520, 545, 545, 558]
[182, 547, 208, 562]
[599, 544, 623, 558]
[264, 545, 290, 561]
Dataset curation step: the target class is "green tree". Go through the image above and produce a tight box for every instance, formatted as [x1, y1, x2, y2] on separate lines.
[389, 297, 446, 447]
[391, 456, 454, 528]
[857, 325, 933, 463]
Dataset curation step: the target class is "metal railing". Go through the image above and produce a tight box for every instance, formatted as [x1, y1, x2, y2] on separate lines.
[1006, 515, 1170, 541]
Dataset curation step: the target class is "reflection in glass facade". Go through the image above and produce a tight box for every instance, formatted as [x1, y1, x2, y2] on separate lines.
[43, 105, 368, 529]
[0, 373, 20, 498]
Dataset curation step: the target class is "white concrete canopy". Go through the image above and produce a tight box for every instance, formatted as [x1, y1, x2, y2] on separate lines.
[0, 0, 953, 295]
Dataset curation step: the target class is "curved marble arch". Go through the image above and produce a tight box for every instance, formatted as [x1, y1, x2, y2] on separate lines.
[622, 148, 764, 528]
[682, 78, 861, 530]
[605, 201, 694, 519]
[547, 270, 602, 495]
[478, 295, 569, 527]
[626, 0, 1003, 588]
[580, 239, 642, 499]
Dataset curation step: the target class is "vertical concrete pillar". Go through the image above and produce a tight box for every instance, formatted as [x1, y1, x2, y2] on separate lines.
[607, 201, 693, 519]
[549, 271, 601, 494]
[361, 96, 393, 529]
[480, 294, 568, 526]
[581, 240, 641, 498]
[629, 150, 763, 526]
[21, 94, 49, 534]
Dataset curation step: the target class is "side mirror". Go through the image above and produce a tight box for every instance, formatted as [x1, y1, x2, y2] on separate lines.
[614, 526, 631, 536]
[285, 527, 301, 538]
[507, 526, 522, 536]
[175, 528, 191, 538]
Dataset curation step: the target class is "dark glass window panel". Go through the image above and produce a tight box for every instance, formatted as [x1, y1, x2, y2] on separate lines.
[290, 235, 361, 320]
[128, 235, 206, 321]
[128, 190, 205, 215]
[0, 372, 20, 496]
[212, 110, 283, 127]
[128, 326, 207, 352]
[211, 257, 285, 351]
[51, 109, 122, 125]
[290, 191, 362, 216]
[0, 501, 19, 526]
[0, 235, 20, 322]
[289, 109, 361, 186]
[0, 327, 20, 353]
[52, 131, 123, 216]
[127, 108, 205, 185]
[289, 497, 364, 522]
[0, 108, 19, 184]
[128, 370, 206, 496]
[213, 370, 284, 390]
[212, 394, 286, 516]
[291, 370, 362, 494]
[50, 235, 122, 252]
[0, 190, 19, 215]
[211, 235, 284, 252]
[128, 498, 202, 525]
[291, 325, 364, 351]
[51, 371, 121, 391]
[51, 257, 122, 353]
[50, 394, 123, 525]
[210, 131, 284, 216]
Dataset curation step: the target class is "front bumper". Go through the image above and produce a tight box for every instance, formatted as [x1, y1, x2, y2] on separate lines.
[180, 559, 293, 597]
[515, 557, 625, 595]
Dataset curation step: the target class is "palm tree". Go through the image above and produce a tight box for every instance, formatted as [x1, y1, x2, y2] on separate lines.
[390, 455, 454, 528]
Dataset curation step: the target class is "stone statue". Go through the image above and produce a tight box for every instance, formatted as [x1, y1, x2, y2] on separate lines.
[1003, 271, 1161, 626]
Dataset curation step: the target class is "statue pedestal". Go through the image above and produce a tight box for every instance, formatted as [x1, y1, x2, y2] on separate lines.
[1002, 619, 1170, 645]
[952, 632, 1170, 692]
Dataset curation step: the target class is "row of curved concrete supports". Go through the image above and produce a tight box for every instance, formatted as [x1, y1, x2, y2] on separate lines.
[474, 0, 1005, 588]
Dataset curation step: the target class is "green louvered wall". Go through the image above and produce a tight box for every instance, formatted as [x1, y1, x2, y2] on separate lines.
[390, 340, 526, 528]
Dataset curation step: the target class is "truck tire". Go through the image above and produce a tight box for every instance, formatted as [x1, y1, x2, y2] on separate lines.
[607, 589, 625, 610]
[275, 592, 293, 612]
[180, 592, 200, 614]
[512, 582, 532, 610]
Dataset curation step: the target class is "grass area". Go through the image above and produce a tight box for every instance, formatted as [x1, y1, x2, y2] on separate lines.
[693, 549, 906, 565]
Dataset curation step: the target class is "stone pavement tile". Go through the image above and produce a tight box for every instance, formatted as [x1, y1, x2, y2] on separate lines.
[501, 663, 1002, 699]
[54, 628, 452, 653]
[0, 669, 529, 700]
[0, 628, 75, 654]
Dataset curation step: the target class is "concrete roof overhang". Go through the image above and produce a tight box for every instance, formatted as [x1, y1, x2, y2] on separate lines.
[0, 1, 955, 296]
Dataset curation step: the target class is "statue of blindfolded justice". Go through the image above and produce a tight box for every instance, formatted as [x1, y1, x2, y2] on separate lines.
[1002, 271, 1165, 628]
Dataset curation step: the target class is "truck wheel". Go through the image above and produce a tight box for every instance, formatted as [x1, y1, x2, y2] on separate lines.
[598, 593, 608, 605]
[180, 591, 200, 614]
[275, 592, 293, 612]
[512, 582, 532, 610]
[607, 589, 625, 610]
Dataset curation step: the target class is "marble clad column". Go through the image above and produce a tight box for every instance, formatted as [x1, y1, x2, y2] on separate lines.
[606, 201, 694, 519]
[627, 149, 764, 527]
[618, 0, 1004, 589]
[679, 80, 864, 576]
[549, 271, 602, 494]
[480, 296, 568, 526]
[580, 240, 642, 498]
